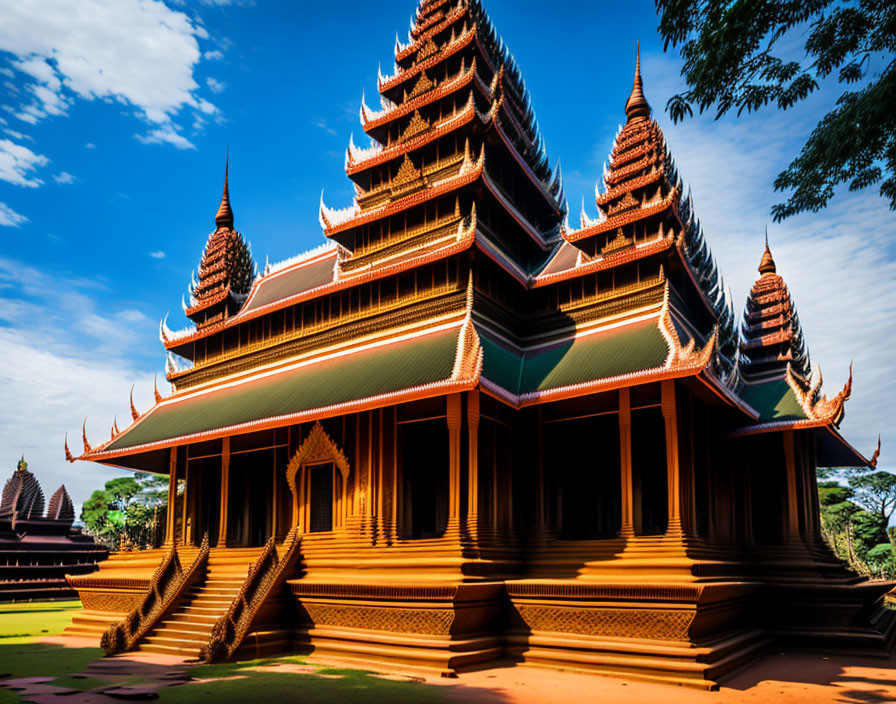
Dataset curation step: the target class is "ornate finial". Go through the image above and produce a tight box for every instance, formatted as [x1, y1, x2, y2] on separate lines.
[130, 385, 139, 421]
[214, 152, 234, 230]
[759, 229, 777, 275]
[82, 420, 91, 454]
[16, 455, 26, 472]
[870, 435, 881, 468]
[624, 42, 651, 121]
[154, 375, 163, 403]
[64, 434, 75, 463]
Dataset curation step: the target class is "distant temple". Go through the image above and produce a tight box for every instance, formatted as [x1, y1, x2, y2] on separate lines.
[65, 0, 893, 687]
[0, 458, 107, 601]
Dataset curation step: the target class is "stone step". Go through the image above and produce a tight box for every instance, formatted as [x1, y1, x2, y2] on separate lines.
[146, 628, 209, 645]
[139, 643, 201, 657]
[159, 619, 215, 634]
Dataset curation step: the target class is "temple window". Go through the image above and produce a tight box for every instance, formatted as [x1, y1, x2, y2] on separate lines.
[399, 414, 449, 539]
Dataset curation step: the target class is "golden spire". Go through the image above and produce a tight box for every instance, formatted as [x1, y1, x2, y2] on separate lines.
[215, 153, 234, 230]
[759, 229, 777, 275]
[624, 42, 651, 121]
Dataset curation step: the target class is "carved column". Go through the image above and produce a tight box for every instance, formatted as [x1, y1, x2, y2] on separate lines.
[182, 459, 191, 546]
[661, 380, 683, 537]
[218, 437, 230, 548]
[466, 389, 480, 538]
[535, 406, 546, 528]
[783, 430, 801, 540]
[165, 447, 177, 545]
[618, 388, 634, 537]
[447, 393, 462, 534]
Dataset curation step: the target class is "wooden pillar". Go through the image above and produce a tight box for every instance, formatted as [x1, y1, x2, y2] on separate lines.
[447, 393, 462, 530]
[466, 389, 480, 535]
[165, 448, 177, 545]
[618, 388, 634, 537]
[376, 409, 385, 539]
[683, 395, 698, 537]
[367, 412, 376, 542]
[535, 407, 545, 527]
[783, 430, 801, 540]
[661, 380, 683, 537]
[218, 438, 230, 548]
[182, 460, 191, 546]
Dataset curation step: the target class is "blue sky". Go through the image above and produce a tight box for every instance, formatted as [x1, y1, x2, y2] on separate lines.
[0, 0, 893, 514]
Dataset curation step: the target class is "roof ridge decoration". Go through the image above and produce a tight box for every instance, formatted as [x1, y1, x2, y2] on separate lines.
[786, 361, 852, 427]
[659, 284, 717, 371]
[870, 435, 881, 468]
[215, 153, 234, 230]
[451, 272, 483, 382]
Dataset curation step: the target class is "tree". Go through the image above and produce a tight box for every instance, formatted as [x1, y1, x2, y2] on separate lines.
[655, 0, 896, 219]
[848, 470, 896, 524]
[80, 473, 167, 550]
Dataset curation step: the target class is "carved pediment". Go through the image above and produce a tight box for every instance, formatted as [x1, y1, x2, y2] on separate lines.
[286, 422, 350, 499]
[608, 191, 639, 216]
[401, 110, 431, 142]
[602, 228, 634, 255]
[407, 71, 434, 100]
[416, 38, 439, 63]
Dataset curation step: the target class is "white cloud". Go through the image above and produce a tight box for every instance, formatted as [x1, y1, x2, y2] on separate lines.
[0, 0, 219, 146]
[204, 50, 224, 60]
[0, 257, 164, 513]
[0, 137, 48, 187]
[0, 202, 28, 227]
[84, 142, 96, 149]
[3, 129, 32, 142]
[206, 77, 227, 94]
[135, 125, 195, 150]
[53, 170, 74, 184]
[148, 250, 166, 259]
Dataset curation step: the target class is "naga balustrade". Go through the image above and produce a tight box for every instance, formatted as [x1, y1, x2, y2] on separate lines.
[101, 533, 210, 655]
[199, 528, 302, 663]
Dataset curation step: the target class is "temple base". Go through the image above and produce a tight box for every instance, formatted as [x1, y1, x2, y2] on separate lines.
[287, 581, 504, 675]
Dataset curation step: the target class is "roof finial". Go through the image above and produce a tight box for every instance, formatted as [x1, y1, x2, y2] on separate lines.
[624, 41, 651, 121]
[215, 151, 234, 230]
[759, 227, 777, 275]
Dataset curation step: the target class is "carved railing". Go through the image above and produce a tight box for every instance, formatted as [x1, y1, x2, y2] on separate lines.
[199, 528, 302, 663]
[101, 534, 209, 655]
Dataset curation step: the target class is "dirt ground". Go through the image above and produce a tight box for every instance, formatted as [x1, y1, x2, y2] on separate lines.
[18, 636, 895, 704]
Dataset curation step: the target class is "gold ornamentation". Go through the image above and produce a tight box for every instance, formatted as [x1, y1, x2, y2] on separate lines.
[407, 71, 434, 99]
[393, 154, 421, 185]
[400, 110, 430, 142]
[601, 229, 633, 255]
[286, 422, 350, 506]
[607, 191, 638, 216]
[416, 38, 439, 63]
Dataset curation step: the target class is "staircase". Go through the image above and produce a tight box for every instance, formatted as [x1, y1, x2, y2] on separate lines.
[139, 548, 263, 658]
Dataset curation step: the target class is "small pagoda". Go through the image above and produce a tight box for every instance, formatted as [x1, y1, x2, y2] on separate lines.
[63, 0, 892, 688]
[0, 458, 107, 601]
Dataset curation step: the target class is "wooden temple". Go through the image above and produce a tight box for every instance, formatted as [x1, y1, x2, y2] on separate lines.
[1, 457, 107, 601]
[64, 0, 894, 687]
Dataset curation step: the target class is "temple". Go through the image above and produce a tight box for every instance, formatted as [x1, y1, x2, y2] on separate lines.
[0, 457, 107, 601]
[64, 0, 893, 688]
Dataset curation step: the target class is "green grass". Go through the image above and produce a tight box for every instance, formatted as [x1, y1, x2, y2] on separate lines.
[0, 602, 455, 703]
[0, 600, 82, 640]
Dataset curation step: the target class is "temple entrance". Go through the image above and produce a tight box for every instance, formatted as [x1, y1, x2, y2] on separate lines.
[186, 456, 220, 547]
[308, 462, 334, 533]
[400, 419, 449, 539]
[631, 406, 668, 535]
[228, 449, 274, 547]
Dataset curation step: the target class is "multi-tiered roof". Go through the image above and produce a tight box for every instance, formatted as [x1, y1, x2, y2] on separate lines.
[183, 161, 255, 330]
[68, 0, 873, 470]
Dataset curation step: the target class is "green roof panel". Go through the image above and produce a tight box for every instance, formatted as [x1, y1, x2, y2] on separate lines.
[109, 327, 459, 451]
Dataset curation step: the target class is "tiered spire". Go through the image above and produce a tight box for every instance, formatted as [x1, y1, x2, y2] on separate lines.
[739, 237, 811, 383]
[564, 46, 735, 364]
[321, 0, 563, 278]
[0, 457, 45, 520]
[184, 159, 255, 329]
[47, 485, 75, 523]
